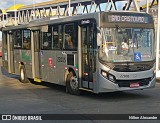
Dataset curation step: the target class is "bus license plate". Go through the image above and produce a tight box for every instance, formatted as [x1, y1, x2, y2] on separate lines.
[130, 83, 140, 88]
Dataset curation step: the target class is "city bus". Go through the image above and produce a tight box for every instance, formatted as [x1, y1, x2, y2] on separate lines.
[2, 11, 156, 94]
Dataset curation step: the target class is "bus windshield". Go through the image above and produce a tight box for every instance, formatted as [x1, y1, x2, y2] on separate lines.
[98, 27, 154, 63]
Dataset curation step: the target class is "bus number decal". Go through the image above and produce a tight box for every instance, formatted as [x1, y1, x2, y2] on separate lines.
[120, 75, 129, 78]
[57, 57, 66, 63]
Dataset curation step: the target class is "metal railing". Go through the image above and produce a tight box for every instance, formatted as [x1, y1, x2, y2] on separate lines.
[0, 0, 147, 27]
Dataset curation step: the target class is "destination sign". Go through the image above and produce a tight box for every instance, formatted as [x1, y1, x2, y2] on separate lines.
[81, 20, 90, 24]
[108, 15, 148, 23]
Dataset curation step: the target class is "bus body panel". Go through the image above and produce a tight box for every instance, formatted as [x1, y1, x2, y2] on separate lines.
[13, 50, 19, 75]
[34, 52, 41, 78]
[13, 49, 32, 78]
[40, 50, 58, 84]
[40, 50, 78, 86]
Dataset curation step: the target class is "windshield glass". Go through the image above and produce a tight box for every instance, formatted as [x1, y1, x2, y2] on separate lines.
[98, 27, 154, 63]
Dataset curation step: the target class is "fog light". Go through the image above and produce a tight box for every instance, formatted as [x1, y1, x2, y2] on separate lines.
[108, 74, 115, 82]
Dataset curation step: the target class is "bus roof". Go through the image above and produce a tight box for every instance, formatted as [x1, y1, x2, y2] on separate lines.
[2, 12, 100, 31]
[2, 11, 153, 31]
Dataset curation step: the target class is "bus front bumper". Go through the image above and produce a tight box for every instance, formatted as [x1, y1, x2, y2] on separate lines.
[98, 75, 156, 93]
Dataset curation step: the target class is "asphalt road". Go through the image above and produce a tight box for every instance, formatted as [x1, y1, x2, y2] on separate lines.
[0, 57, 160, 123]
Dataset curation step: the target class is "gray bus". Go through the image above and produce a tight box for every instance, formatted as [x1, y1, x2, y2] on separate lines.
[2, 11, 156, 94]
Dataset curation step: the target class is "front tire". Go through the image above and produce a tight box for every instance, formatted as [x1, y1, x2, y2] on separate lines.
[20, 65, 29, 83]
[66, 71, 80, 95]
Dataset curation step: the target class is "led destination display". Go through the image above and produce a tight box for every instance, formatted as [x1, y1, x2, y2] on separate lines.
[108, 15, 147, 23]
[100, 12, 153, 27]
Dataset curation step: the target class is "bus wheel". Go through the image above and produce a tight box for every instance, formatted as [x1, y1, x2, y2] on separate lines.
[20, 65, 29, 83]
[66, 71, 80, 95]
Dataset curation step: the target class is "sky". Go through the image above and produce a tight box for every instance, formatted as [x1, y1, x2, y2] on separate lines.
[0, 0, 51, 40]
[0, 0, 51, 9]
[0, 0, 154, 40]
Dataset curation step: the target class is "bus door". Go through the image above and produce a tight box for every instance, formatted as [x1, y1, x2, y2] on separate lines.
[2, 32, 8, 72]
[2, 31, 14, 73]
[2, 31, 12, 73]
[31, 30, 41, 80]
[81, 23, 96, 90]
[8, 32, 14, 73]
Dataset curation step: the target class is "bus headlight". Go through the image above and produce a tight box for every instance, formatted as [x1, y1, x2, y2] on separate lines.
[101, 69, 116, 83]
[101, 70, 108, 78]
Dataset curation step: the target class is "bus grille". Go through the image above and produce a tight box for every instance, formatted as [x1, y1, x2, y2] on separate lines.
[116, 78, 151, 87]
[113, 64, 153, 72]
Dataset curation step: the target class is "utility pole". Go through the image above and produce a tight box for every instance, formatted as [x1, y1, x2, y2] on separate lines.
[69, 0, 71, 16]
[14, 0, 17, 25]
[146, 0, 149, 13]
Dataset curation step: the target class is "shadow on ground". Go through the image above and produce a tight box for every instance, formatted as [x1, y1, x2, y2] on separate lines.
[1, 66, 19, 79]
[31, 80, 150, 101]
[0, 66, 151, 101]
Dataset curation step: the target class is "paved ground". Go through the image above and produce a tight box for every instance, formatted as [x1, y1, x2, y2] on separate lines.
[0, 57, 160, 123]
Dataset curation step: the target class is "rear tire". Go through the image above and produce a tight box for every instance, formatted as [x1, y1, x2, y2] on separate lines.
[20, 65, 29, 83]
[66, 71, 80, 95]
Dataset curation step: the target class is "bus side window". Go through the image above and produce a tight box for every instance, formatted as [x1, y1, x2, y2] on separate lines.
[22, 30, 31, 50]
[52, 25, 62, 49]
[42, 26, 52, 50]
[64, 23, 78, 50]
[14, 30, 22, 49]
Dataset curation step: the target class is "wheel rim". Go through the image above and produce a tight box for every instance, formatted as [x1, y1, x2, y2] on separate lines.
[70, 76, 78, 90]
[20, 69, 25, 80]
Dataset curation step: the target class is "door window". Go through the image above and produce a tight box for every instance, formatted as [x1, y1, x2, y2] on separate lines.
[22, 30, 31, 50]
[13, 30, 22, 49]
